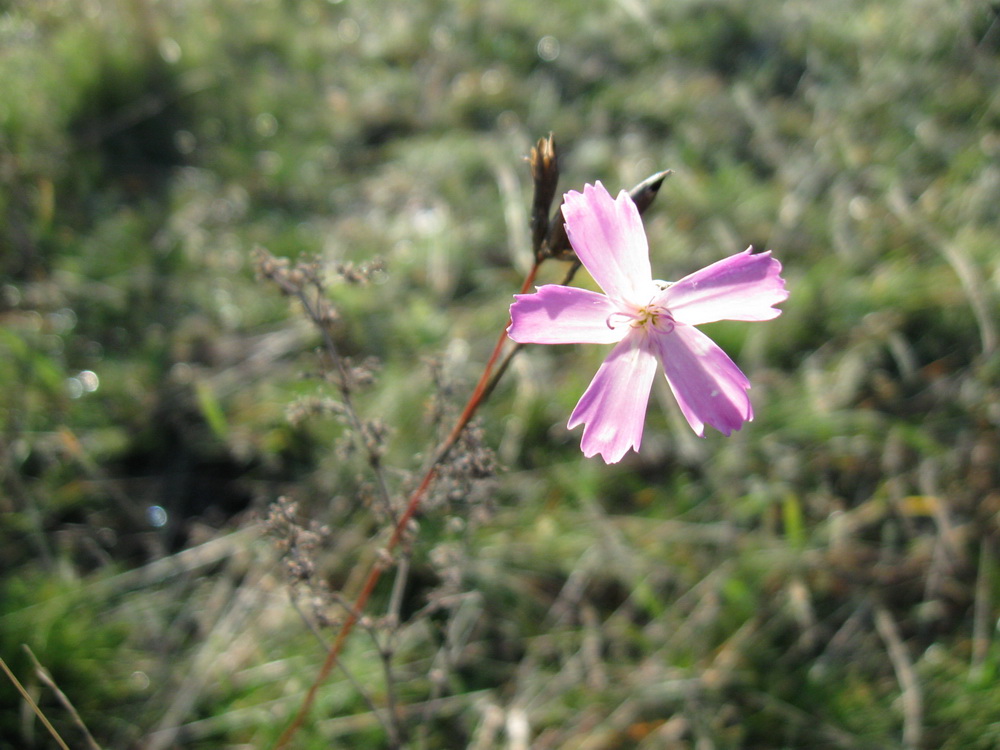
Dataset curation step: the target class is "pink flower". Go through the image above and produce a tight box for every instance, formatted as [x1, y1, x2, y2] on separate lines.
[507, 181, 788, 463]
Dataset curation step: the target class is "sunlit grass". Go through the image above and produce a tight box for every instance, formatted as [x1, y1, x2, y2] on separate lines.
[2, 0, 999, 746]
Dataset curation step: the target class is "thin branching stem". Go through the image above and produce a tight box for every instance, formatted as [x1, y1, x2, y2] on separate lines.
[478, 261, 581, 405]
[272, 266, 536, 748]
[295, 284, 397, 524]
[387, 555, 411, 628]
[379, 634, 404, 749]
[381, 554, 412, 745]
[286, 590, 389, 732]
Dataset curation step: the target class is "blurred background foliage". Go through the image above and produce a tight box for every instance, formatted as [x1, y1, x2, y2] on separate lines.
[2, 0, 1000, 747]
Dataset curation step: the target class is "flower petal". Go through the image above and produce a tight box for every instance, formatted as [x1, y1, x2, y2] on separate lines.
[567, 331, 658, 463]
[651, 323, 753, 437]
[562, 182, 652, 305]
[508, 285, 626, 345]
[660, 248, 788, 326]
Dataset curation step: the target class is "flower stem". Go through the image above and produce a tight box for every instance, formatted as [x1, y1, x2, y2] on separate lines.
[273, 261, 541, 750]
[271, 154, 672, 747]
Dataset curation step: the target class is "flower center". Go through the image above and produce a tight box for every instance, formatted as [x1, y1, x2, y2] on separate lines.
[635, 303, 675, 333]
[606, 302, 675, 333]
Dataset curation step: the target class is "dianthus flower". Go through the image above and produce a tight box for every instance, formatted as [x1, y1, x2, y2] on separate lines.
[508, 181, 788, 463]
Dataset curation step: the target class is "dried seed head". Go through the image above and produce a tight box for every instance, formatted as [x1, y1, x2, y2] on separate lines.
[253, 247, 299, 294]
[543, 169, 673, 262]
[335, 258, 386, 285]
[530, 134, 560, 258]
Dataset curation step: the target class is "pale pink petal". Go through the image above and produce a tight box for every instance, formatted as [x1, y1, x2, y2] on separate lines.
[562, 182, 652, 305]
[508, 285, 626, 345]
[659, 248, 788, 326]
[650, 323, 753, 437]
[567, 331, 658, 463]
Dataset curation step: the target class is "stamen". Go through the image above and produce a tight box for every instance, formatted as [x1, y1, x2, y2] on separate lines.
[605, 310, 637, 329]
[651, 309, 676, 333]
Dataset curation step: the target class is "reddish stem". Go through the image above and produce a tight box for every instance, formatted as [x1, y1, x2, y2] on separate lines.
[274, 262, 540, 749]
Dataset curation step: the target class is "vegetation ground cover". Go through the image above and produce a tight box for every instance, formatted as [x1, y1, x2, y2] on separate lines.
[2, 0, 999, 747]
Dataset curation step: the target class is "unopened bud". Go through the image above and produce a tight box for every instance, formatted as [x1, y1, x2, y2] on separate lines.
[529, 134, 559, 258]
[544, 169, 672, 262]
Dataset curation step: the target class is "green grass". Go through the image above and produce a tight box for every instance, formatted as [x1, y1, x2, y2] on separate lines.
[2, 0, 1000, 747]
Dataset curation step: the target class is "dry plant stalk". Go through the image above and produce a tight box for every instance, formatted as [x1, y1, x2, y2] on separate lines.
[23, 646, 103, 750]
[0, 652, 73, 750]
